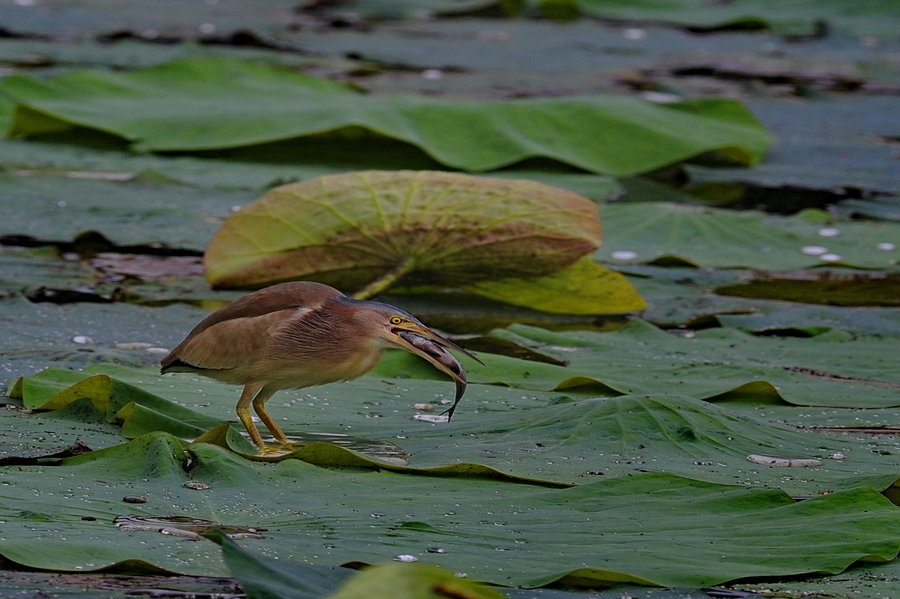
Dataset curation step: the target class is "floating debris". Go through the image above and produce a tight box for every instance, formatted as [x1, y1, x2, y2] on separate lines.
[642, 91, 680, 103]
[414, 413, 450, 423]
[114, 515, 265, 540]
[65, 170, 134, 182]
[91, 253, 204, 280]
[746, 454, 823, 468]
[114, 342, 154, 350]
[183, 481, 210, 491]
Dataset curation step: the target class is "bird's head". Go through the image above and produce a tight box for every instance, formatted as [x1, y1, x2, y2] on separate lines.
[346, 298, 482, 419]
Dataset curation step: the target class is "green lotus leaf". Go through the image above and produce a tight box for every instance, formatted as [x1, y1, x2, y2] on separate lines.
[1, 436, 898, 588]
[205, 530, 354, 599]
[0, 57, 771, 176]
[574, 0, 900, 38]
[477, 320, 900, 408]
[8, 363, 898, 496]
[7, 368, 568, 486]
[596, 203, 900, 271]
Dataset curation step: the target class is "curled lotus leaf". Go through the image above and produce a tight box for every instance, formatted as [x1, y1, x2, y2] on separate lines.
[205, 170, 607, 300]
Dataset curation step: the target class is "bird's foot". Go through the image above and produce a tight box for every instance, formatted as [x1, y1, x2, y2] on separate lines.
[255, 444, 292, 457]
[272, 433, 308, 449]
[252, 440, 308, 457]
[279, 440, 309, 451]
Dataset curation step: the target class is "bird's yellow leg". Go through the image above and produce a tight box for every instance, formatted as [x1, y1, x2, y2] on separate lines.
[237, 382, 267, 449]
[251, 387, 292, 447]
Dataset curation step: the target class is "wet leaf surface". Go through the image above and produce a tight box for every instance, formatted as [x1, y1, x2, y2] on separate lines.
[0, 294, 206, 377]
[0, 171, 255, 250]
[6, 363, 898, 496]
[465, 321, 900, 408]
[597, 203, 900, 270]
[0, 427, 897, 587]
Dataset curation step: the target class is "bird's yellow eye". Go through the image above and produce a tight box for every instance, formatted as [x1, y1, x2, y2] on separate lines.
[390, 316, 404, 325]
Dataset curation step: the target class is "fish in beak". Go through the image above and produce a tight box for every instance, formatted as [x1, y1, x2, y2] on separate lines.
[391, 322, 482, 420]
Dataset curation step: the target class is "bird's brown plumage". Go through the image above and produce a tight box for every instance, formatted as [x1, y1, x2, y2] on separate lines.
[160, 281, 342, 376]
[160, 281, 474, 450]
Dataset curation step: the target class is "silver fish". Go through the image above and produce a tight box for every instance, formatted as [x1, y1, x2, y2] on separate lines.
[398, 330, 471, 419]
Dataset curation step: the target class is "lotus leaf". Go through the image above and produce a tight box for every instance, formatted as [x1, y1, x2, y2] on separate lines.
[206, 530, 355, 599]
[687, 96, 900, 196]
[0, 1, 303, 40]
[597, 203, 900, 270]
[1, 58, 772, 175]
[620, 265, 900, 334]
[575, 0, 900, 38]
[1, 434, 898, 588]
[204, 170, 644, 312]
[215, 528, 842, 599]
[470, 320, 900, 408]
[462, 256, 647, 314]
[7, 364, 899, 496]
[0, 171, 257, 249]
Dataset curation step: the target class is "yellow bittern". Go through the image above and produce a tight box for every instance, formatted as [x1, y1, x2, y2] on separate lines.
[161, 281, 479, 449]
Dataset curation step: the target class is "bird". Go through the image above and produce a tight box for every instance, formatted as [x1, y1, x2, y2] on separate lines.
[160, 281, 480, 450]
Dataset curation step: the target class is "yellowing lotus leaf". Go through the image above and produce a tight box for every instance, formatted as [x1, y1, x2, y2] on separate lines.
[206, 170, 592, 283]
[462, 256, 647, 314]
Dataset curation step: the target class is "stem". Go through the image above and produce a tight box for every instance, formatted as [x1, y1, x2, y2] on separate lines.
[352, 258, 416, 300]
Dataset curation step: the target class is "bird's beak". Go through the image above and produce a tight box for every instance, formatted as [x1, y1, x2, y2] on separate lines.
[390, 323, 483, 420]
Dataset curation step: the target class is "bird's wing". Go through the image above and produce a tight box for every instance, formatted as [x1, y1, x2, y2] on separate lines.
[164, 309, 300, 372]
[160, 282, 343, 372]
[181, 282, 342, 340]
